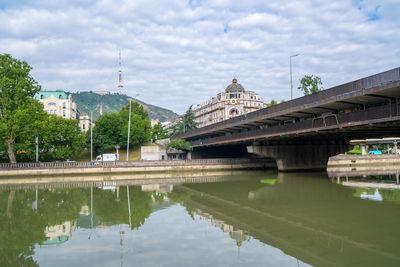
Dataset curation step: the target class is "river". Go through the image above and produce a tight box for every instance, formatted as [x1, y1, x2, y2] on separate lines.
[1, 170, 399, 266]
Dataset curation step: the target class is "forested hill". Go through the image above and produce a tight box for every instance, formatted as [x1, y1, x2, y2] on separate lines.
[71, 92, 178, 122]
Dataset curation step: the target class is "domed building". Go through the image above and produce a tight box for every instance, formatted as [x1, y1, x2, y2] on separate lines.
[192, 78, 264, 128]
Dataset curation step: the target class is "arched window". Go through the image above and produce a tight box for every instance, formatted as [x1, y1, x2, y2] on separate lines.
[59, 94, 63, 99]
[40, 95, 44, 99]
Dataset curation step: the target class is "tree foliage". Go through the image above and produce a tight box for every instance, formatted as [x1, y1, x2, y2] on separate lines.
[91, 101, 152, 155]
[0, 101, 86, 163]
[173, 105, 198, 135]
[167, 139, 193, 151]
[0, 54, 41, 163]
[152, 122, 169, 141]
[39, 116, 85, 161]
[297, 75, 323, 95]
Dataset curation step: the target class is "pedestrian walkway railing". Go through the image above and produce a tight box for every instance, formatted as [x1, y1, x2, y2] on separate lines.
[0, 158, 268, 170]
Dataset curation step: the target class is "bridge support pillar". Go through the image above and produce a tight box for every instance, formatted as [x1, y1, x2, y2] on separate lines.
[247, 142, 350, 171]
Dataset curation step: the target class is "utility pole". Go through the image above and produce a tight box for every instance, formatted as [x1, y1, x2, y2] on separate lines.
[290, 54, 300, 100]
[90, 110, 93, 161]
[35, 136, 39, 162]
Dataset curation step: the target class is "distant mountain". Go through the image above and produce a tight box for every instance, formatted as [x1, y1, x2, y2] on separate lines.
[70, 92, 178, 122]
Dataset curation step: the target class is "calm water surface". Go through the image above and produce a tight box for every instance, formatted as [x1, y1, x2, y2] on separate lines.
[1, 171, 400, 266]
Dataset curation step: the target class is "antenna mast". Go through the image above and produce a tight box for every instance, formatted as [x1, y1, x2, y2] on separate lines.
[118, 50, 123, 89]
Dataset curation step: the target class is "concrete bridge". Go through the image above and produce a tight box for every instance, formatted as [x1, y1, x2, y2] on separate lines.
[176, 67, 400, 171]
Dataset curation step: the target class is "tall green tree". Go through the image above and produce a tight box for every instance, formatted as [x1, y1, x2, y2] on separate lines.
[91, 102, 152, 155]
[298, 75, 323, 95]
[152, 122, 169, 141]
[0, 54, 41, 163]
[173, 105, 198, 135]
[92, 113, 124, 155]
[119, 102, 152, 148]
[39, 116, 85, 161]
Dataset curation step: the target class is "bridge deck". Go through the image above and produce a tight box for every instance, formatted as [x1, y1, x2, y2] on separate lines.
[176, 67, 400, 146]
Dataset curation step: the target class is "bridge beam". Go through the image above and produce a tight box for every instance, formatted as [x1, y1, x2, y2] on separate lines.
[247, 141, 350, 171]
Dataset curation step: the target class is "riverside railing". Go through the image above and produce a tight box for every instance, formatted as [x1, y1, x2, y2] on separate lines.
[0, 158, 268, 170]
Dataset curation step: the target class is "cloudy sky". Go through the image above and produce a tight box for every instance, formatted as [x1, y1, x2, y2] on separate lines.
[1, 0, 399, 114]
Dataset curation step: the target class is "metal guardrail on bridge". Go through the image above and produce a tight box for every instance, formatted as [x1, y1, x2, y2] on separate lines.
[189, 103, 400, 147]
[177, 67, 400, 139]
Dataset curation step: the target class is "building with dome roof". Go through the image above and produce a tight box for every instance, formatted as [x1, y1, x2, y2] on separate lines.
[192, 78, 264, 128]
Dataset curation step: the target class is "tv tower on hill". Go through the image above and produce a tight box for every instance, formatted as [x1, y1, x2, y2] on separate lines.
[118, 49, 123, 89]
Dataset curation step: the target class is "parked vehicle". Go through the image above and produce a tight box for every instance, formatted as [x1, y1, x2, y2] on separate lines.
[96, 153, 118, 161]
[368, 150, 382, 155]
[64, 159, 76, 162]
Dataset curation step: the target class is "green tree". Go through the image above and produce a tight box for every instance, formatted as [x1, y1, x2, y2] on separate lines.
[173, 105, 198, 135]
[119, 102, 152, 148]
[0, 54, 41, 163]
[152, 122, 169, 141]
[298, 75, 323, 95]
[39, 115, 85, 161]
[266, 100, 278, 107]
[92, 113, 124, 155]
[91, 102, 152, 154]
[167, 139, 193, 151]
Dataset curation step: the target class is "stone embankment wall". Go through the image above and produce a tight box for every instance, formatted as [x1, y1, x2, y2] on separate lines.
[327, 154, 400, 174]
[0, 158, 275, 177]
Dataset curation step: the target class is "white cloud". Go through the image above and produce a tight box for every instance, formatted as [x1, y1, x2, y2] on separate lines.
[0, 0, 399, 114]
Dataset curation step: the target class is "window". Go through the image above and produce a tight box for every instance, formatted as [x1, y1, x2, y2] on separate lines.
[40, 95, 44, 99]
[48, 102, 56, 106]
[59, 94, 63, 99]
[63, 110, 66, 117]
[83, 124, 86, 130]
[63, 102, 66, 109]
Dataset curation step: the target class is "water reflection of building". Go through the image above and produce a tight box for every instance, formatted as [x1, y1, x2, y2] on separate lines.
[43, 221, 77, 245]
[141, 184, 173, 193]
[193, 209, 249, 249]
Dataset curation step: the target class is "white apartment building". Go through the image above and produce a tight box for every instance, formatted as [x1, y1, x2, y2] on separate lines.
[34, 90, 90, 132]
[34, 90, 78, 119]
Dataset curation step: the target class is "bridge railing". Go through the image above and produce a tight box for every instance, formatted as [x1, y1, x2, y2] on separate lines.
[177, 67, 400, 139]
[0, 158, 267, 170]
[190, 102, 400, 146]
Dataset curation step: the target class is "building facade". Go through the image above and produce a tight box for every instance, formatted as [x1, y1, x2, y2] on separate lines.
[34, 89, 91, 132]
[79, 115, 91, 133]
[192, 78, 264, 128]
[34, 90, 78, 119]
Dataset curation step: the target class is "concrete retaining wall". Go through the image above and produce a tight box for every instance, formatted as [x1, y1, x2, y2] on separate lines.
[0, 158, 274, 177]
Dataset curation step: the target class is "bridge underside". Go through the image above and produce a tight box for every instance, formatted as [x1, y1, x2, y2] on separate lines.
[190, 119, 400, 171]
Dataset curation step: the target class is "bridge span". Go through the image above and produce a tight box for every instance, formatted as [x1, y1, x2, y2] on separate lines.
[176, 67, 400, 171]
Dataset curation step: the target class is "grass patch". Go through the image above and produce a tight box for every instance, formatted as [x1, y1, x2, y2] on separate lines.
[75, 142, 156, 162]
[347, 149, 362, 155]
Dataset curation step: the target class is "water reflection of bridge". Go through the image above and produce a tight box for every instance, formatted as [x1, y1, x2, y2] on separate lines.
[176, 173, 400, 267]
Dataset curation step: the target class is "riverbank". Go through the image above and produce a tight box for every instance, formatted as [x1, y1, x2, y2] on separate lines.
[0, 158, 275, 177]
[327, 154, 400, 172]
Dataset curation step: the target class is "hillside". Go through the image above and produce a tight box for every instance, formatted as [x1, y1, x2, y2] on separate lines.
[71, 92, 178, 122]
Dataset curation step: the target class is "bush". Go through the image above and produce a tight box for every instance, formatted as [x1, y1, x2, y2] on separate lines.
[167, 139, 193, 151]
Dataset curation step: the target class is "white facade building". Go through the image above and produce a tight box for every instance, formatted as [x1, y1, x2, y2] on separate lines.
[34, 90, 91, 132]
[34, 90, 78, 119]
[193, 78, 264, 128]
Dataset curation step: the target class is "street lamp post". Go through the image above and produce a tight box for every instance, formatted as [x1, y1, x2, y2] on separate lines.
[126, 94, 139, 161]
[290, 54, 300, 100]
[35, 136, 39, 162]
[90, 110, 93, 162]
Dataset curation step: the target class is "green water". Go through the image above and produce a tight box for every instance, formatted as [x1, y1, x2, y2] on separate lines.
[1, 171, 400, 266]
